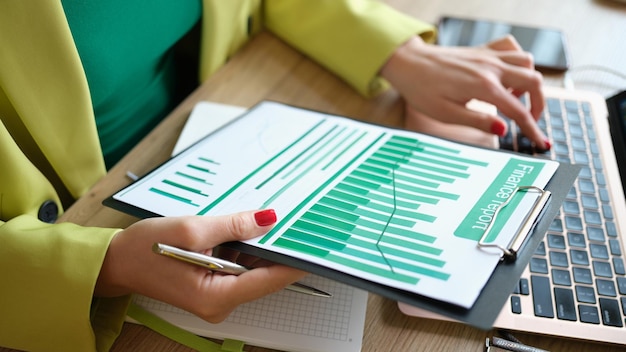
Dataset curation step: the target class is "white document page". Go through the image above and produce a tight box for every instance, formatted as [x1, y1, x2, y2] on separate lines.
[115, 101, 559, 308]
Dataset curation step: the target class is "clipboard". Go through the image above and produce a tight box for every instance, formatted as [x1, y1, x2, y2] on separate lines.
[103, 101, 579, 330]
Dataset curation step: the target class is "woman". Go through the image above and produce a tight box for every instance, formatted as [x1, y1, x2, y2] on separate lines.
[0, 1, 548, 351]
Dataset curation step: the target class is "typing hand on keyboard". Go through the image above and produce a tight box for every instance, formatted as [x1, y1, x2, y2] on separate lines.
[498, 117, 552, 156]
[497, 94, 553, 155]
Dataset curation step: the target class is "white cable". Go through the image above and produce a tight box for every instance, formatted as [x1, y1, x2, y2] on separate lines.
[560, 64, 626, 95]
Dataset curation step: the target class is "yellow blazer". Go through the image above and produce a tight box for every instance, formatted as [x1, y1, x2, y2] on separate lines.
[0, 1, 434, 351]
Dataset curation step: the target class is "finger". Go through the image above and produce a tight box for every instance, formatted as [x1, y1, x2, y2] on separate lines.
[496, 65, 545, 120]
[495, 51, 535, 69]
[480, 84, 548, 149]
[419, 98, 505, 135]
[236, 266, 307, 302]
[195, 265, 306, 322]
[485, 34, 523, 51]
[195, 209, 278, 247]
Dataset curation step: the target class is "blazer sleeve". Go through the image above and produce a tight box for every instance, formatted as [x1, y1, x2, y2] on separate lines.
[264, 0, 436, 97]
[0, 215, 127, 352]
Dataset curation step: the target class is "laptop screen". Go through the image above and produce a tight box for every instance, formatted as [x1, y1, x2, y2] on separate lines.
[607, 90, 626, 197]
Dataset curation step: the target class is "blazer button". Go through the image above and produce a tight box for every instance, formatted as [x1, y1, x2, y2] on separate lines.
[38, 200, 59, 223]
[247, 16, 253, 34]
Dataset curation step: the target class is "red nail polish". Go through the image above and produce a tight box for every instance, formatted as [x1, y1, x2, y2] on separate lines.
[490, 121, 507, 137]
[543, 138, 552, 151]
[254, 209, 277, 226]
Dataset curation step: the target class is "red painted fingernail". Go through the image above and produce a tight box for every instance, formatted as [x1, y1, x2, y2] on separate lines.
[543, 138, 552, 151]
[254, 209, 277, 226]
[490, 121, 507, 137]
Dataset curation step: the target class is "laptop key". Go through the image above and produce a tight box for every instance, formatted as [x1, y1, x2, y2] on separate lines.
[590, 244, 609, 259]
[571, 138, 586, 150]
[550, 251, 569, 267]
[583, 210, 602, 225]
[530, 257, 549, 274]
[549, 218, 564, 232]
[614, 259, 625, 276]
[589, 140, 599, 155]
[554, 142, 569, 155]
[564, 99, 578, 112]
[554, 287, 577, 321]
[564, 216, 583, 231]
[552, 269, 572, 286]
[596, 279, 617, 297]
[599, 298, 624, 327]
[617, 277, 626, 295]
[606, 222, 617, 237]
[578, 179, 595, 194]
[519, 278, 529, 295]
[551, 128, 567, 142]
[579, 304, 600, 324]
[567, 232, 586, 248]
[570, 249, 590, 266]
[531, 275, 554, 318]
[511, 296, 522, 314]
[547, 98, 562, 114]
[566, 186, 577, 200]
[547, 234, 566, 249]
[586, 226, 605, 242]
[602, 204, 613, 219]
[573, 267, 593, 284]
[609, 239, 622, 256]
[593, 156, 603, 170]
[535, 241, 546, 256]
[562, 201, 580, 215]
[573, 151, 589, 164]
[596, 173, 607, 187]
[592, 261, 613, 278]
[580, 194, 598, 209]
[599, 188, 610, 203]
[575, 285, 596, 304]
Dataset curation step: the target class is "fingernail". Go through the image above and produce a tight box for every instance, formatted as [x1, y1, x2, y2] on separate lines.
[543, 138, 552, 151]
[490, 121, 507, 137]
[254, 209, 277, 226]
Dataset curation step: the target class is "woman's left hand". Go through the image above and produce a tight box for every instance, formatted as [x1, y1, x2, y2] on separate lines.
[381, 35, 550, 150]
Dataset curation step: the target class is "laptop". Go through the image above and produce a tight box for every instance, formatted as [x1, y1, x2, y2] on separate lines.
[398, 85, 626, 346]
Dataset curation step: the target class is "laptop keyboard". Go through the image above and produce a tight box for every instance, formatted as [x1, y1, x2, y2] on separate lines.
[500, 96, 625, 329]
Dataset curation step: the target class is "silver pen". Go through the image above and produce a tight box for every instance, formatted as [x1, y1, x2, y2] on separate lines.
[152, 243, 332, 298]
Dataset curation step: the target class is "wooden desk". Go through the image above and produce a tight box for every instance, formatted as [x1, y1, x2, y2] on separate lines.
[33, 1, 626, 351]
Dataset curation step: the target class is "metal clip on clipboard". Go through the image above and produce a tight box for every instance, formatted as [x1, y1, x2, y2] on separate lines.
[477, 186, 551, 264]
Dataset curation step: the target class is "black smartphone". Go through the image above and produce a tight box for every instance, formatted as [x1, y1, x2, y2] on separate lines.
[437, 16, 570, 72]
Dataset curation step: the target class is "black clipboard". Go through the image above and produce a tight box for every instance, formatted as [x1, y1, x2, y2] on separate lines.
[103, 101, 579, 330]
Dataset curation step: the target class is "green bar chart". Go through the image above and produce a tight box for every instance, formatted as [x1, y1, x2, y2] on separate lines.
[264, 134, 491, 285]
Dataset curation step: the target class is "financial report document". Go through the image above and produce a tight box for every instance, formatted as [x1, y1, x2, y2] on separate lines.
[112, 101, 559, 308]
